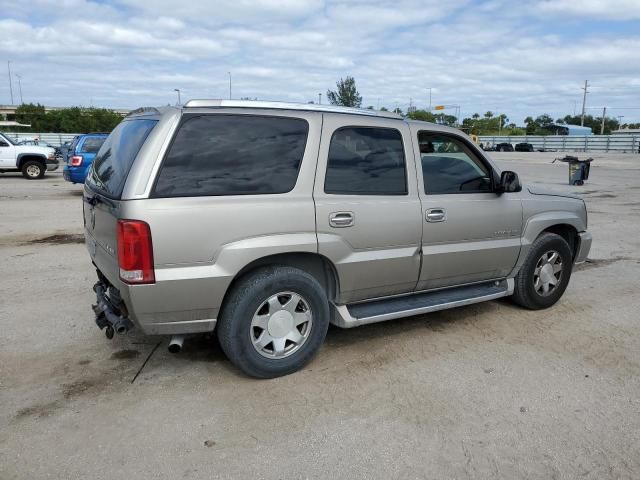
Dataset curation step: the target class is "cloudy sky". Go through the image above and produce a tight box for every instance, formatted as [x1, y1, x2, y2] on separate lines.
[1, 0, 639, 124]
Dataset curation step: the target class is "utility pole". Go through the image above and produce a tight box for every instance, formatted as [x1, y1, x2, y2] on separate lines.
[228, 72, 232, 99]
[15, 73, 23, 104]
[580, 80, 590, 126]
[600, 106, 607, 135]
[318, 93, 322, 104]
[426, 87, 432, 111]
[7, 61, 14, 104]
[617, 115, 624, 127]
[174, 88, 181, 105]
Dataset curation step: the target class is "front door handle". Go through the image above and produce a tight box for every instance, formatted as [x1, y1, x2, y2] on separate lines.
[426, 208, 446, 222]
[329, 211, 354, 228]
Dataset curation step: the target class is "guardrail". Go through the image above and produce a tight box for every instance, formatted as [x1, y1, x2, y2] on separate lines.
[3, 132, 80, 147]
[478, 135, 640, 153]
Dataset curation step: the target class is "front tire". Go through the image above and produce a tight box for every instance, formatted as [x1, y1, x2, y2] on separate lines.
[513, 232, 573, 310]
[21, 160, 46, 179]
[217, 266, 330, 378]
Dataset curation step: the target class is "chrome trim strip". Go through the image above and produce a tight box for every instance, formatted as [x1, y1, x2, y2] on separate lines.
[183, 99, 402, 119]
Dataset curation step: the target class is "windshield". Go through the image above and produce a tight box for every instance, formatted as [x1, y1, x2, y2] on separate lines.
[0, 133, 16, 145]
[87, 119, 157, 198]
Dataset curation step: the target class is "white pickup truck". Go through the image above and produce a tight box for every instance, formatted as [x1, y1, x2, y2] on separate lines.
[0, 132, 57, 179]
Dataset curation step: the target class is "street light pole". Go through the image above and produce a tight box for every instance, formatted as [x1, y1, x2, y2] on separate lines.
[15, 73, 23, 104]
[600, 106, 607, 135]
[174, 88, 181, 105]
[228, 72, 232, 99]
[7, 61, 14, 104]
[318, 93, 322, 104]
[426, 87, 432, 111]
[580, 80, 589, 126]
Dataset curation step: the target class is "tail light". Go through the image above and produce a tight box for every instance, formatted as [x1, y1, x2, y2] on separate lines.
[117, 219, 155, 284]
[70, 155, 83, 166]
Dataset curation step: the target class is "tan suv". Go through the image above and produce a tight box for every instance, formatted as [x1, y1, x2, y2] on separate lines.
[84, 100, 591, 378]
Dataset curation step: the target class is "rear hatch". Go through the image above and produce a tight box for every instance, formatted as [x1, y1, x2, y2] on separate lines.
[75, 135, 107, 168]
[83, 118, 158, 286]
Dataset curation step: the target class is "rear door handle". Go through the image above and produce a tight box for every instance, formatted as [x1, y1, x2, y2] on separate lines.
[329, 211, 354, 228]
[426, 208, 446, 222]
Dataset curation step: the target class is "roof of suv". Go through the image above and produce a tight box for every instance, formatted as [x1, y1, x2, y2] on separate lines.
[125, 100, 465, 137]
[182, 99, 403, 119]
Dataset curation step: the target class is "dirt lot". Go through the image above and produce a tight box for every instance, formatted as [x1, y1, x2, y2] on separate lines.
[1, 152, 639, 479]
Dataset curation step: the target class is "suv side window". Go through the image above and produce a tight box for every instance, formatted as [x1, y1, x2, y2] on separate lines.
[324, 127, 407, 195]
[153, 114, 308, 197]
[418, 132, 492, 194]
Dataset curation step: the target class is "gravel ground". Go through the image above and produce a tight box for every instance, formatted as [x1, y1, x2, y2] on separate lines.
[1, 152, 639, 479]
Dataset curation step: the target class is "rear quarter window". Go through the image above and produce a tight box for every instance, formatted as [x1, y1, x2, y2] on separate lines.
[79, 137, 106, 154]
[152, 114, 309, 197]
[87, 119, 157, 198]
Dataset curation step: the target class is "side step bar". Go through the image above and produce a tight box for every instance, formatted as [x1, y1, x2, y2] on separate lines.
[332, 279, 514, 328]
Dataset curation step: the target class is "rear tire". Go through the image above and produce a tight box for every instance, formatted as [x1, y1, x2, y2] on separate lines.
[21, 160, 46, 179]
[513, 232, 573, 310]
[217, 266, 330, 378]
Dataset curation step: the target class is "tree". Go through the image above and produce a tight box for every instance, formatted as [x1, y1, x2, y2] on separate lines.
[406, 109, 436, 122]
[327, 76, 362, 108]
[12, 103, 122, 133]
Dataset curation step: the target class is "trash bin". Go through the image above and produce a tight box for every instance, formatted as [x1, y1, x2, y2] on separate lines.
[553, 156, 593, 186]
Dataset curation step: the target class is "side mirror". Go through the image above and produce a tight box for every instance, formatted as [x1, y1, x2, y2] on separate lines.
[497, 170, 522, 194]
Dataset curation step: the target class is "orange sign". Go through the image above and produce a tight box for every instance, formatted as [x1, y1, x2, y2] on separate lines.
[434, 105, 445, 110]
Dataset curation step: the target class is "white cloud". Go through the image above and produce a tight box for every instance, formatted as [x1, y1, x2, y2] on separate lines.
[537, 0, 640, 20]
[0, 0, 638, 123]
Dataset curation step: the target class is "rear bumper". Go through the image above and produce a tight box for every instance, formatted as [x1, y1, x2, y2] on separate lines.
[63, 165, 88, 183]
[574, 231, 592, 264]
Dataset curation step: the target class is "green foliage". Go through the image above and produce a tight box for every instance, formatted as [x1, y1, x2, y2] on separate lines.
[327, 76, 362, 108]
[461, 112, 516, 135]
[12, 103, 122, 133]
[406, 109, 436, 122]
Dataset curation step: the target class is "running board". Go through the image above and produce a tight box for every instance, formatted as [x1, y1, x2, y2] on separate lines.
[332, 279, 514, 328]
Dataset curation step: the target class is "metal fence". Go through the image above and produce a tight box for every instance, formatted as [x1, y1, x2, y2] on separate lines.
[3, 132, 79, 147]
[478, 135, 640, 153]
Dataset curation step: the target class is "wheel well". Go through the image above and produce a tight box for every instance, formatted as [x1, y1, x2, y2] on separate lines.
[541, 224, 579, 258]
[18, 155, 46, 169]
[230, 252, 340, 302]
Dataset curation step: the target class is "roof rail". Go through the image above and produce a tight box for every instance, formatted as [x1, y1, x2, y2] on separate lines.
[183, 99, 402, 119]
[126, 107, 161, 117]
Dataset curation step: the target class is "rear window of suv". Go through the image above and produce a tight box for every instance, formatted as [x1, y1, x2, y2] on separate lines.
[152, 114, 308, 197]
[88, 119, 157, 198]
[79, 136, 106, 154]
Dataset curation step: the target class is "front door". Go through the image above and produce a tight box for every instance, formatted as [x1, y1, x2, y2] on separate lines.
[314, 115, 423, 304]
[0, 135, 15, 168]
[411, 127, 523, 291]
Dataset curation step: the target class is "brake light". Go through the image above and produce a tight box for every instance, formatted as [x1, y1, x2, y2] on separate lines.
[117, 219, 155, 284]
[70, 155, 83, 166]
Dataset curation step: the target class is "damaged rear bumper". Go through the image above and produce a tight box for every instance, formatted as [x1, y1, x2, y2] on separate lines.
[92, 280, 134, 337]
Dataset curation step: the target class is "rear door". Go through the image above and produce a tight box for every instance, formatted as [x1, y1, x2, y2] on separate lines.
[410, 126, 522, 290]
[314, 115, 422, 304]
[84, 119, 158, 285]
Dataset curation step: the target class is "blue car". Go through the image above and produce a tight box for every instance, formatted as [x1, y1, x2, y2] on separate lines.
[63, 133, 108, 184]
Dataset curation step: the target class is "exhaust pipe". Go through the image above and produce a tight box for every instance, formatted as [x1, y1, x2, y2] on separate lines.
[168, 335, 185, 354]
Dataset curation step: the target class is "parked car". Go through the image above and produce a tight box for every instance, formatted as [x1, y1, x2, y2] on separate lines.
[515, 142, 534, 152]
[495, 142, 514, 152]
[0, 132, 57, 179]
[84, 101, 591, 378]
[63, 133, 108, 184]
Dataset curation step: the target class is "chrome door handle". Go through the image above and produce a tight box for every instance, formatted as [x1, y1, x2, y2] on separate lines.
[426, 208, 446, 222]
[329, 211, 354, 228]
